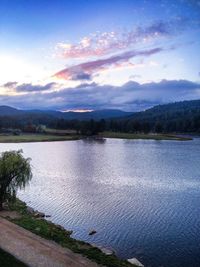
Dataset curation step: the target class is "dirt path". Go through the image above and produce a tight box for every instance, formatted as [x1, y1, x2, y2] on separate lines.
[0, 217, 101, 267]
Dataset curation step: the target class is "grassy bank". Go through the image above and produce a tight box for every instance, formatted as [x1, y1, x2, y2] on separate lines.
[0, 134, 80, 143]
[0, 248, 27, 267]
[6, 199, 135, 267]
[0, 131, 192, 143]
[100, 131, 192, 141]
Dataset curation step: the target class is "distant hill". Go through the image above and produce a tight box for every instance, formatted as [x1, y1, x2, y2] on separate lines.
[0, 106, 132, 120]
[0, 106, 23, 116]
[112, 99, 200, 133]
[125, 99, 200, 122]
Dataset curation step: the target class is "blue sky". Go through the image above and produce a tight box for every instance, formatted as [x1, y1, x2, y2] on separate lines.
[0, 0, 200, 111]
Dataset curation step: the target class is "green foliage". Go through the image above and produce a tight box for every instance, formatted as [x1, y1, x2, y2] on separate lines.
[0, 150, 32, 209]
[79, 119, 106, 135]
[155, 122, 163, 133]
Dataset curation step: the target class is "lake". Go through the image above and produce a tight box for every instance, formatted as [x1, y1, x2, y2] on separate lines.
[1, 138, 200, 267]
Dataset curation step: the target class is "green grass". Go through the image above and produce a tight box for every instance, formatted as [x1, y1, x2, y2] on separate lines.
[100, 131, 192, 141]
[0, 134, 80, 143]
[0, 248, 27, 267]
[45, 128, 77, 134]
[8, 199, 135, 267]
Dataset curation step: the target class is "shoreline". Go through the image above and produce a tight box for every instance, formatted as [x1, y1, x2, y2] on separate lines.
[100, 132, 192, 141]
[0, 132, 193, 143]
[0, 198, 137, 267]
[0, 134, 80, 143]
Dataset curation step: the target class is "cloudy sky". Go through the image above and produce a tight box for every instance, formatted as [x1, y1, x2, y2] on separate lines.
[0, 0, 200, 111]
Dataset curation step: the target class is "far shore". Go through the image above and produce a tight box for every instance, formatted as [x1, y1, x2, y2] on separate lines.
[0, 133, 80, 143]
[100, 131, 193, 141]
[0, 131, 193, 143]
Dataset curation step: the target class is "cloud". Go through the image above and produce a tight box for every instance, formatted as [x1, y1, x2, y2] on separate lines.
[0, 80, 199, 111]
[15, 82, 56, 92]
[56, 18, 187, 59]
[71, 72, 92, 81]
[53, 16, 195, 82]
[54, 47, 163, 80]
[3, 82, 18, 88]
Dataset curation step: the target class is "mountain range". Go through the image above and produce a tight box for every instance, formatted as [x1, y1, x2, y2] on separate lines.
[0, 99, 200, 123]
[0, 106, 133, 120]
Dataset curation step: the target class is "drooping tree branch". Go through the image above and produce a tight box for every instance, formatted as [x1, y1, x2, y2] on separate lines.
[0, 150, 32, 209]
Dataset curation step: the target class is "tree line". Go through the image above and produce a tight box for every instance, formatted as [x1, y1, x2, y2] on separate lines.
[0, 100, 199, 135]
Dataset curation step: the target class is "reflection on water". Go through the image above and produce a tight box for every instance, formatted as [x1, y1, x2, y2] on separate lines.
[0, 138, 200, 267]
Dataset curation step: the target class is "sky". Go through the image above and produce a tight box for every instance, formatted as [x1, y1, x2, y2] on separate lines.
[0, 0, 200, 111]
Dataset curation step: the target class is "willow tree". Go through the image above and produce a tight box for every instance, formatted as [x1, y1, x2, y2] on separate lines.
[0, 150, 32, 210]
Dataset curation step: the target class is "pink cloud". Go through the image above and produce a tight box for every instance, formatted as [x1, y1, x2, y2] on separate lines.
[54, 47, 163, 80]
[56, 19, 183, 59]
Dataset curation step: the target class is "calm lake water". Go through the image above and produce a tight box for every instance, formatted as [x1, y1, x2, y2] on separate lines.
[1, 138, 200, 267]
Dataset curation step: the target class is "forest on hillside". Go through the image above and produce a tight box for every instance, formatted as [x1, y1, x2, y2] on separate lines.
[0, 100, 199, 135]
